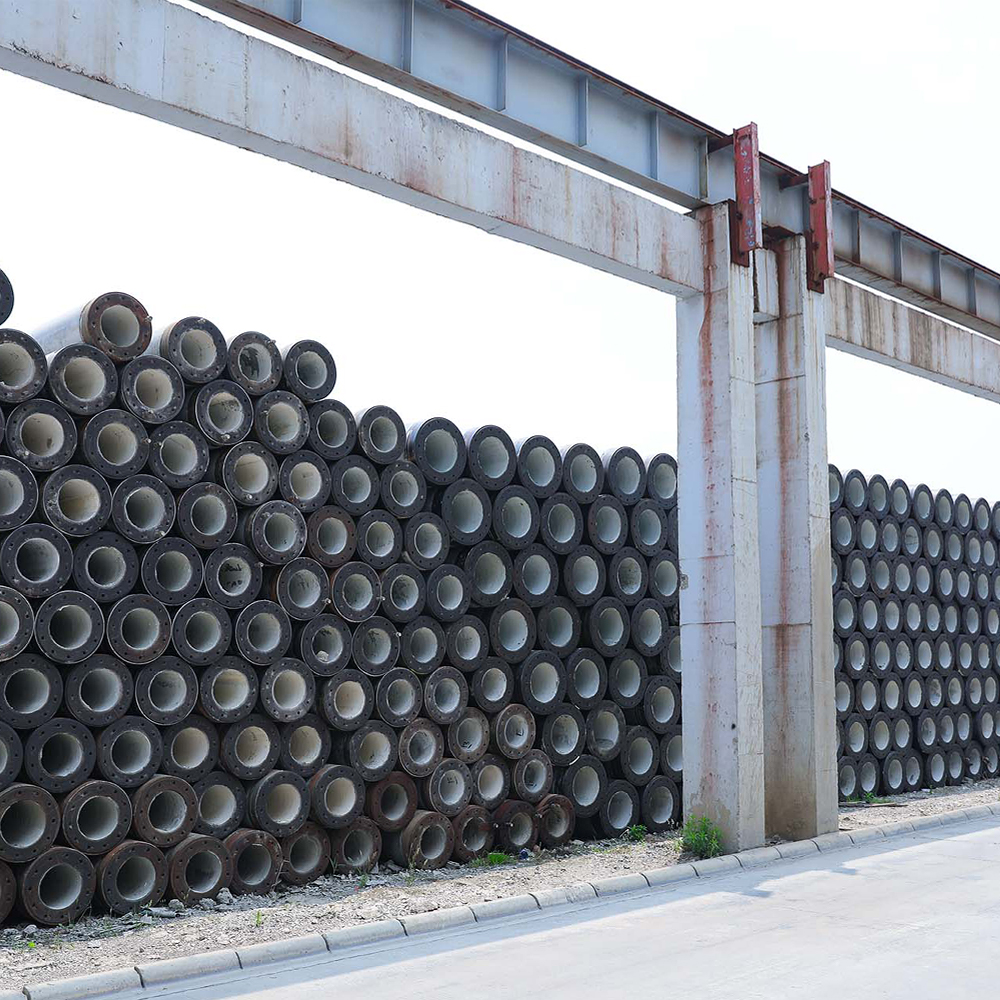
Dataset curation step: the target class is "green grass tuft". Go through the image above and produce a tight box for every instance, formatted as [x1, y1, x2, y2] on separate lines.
[681, 815, 724, 859]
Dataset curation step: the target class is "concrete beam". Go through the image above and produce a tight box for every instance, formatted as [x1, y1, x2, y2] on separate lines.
[0, 0, 704, 298]
[755, 238, 838, 841]
[677, 203, 764, 852]
[828, 278, 1000, 402]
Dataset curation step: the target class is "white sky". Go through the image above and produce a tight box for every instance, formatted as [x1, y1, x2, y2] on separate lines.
[2, 1, 999, 496]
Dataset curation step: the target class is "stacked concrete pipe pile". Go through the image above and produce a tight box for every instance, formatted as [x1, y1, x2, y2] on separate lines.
[831, 464, 1000, 799]
[0, 274, 683, 929]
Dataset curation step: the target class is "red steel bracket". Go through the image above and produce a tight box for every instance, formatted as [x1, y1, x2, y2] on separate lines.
[807, 160, 834, 291]
[732, 123, 762, 267]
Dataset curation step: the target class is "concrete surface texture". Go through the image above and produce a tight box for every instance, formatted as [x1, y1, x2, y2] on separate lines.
[139, 813, 1000, 1000]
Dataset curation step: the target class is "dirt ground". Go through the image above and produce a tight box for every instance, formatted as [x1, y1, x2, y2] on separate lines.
[5, 781, 998, 990]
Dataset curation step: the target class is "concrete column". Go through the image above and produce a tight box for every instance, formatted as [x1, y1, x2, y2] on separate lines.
[754, 236, 838, 840]
[676, 203, 764, 852]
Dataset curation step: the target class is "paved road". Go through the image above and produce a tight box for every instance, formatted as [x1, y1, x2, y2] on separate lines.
[158, 816, 1000, 999]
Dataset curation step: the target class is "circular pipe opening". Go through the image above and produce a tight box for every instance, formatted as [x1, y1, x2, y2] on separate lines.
[201, 785, 237, 826]
[49, 604, 93, 650]
[77, 795, 120, 841]
[21, 413, 65, 458]
[111, 731, 152, 775]
[124, 488, 165, 532]
[264, 782, 302, 824]
[236, 843, 272, 886]
[116, 856, 156, 902]
[333, 681, 365, 720]
[247, 612, 281, 653]
[186, 850, 222, 893]
[62, 357, 106, 402]
[147, 790, 187, 834]
[234, 453, 269, 494]
[288, 836, 322, 874]
[317, 410, 348, 450]
[171, 728, 210, 770]
[87, 546, 126, 588]
[325, 777, 357, 818]
[16, 538, 59, 583]
[185, 612, 222, 654]
[160, 434, 197, 477]
[0, 799, 46, 848]
[235, 726, 271, 768]
[38, 863, 84, 911]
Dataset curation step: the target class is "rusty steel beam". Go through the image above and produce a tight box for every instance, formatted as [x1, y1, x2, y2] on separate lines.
[0, 0, 703, 299]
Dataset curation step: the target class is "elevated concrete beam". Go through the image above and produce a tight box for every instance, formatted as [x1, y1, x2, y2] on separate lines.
[677, 203, 765, 852]
[0, 0, 703, 297]
[828, 278, 1000, 402]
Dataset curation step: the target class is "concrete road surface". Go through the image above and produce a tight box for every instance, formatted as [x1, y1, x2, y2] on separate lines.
[156, 816, 1000, 999]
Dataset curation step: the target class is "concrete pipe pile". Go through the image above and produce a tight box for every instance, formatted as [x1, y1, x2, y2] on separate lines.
[0, 281, 682, 928]
[831, 463, 1000, 800]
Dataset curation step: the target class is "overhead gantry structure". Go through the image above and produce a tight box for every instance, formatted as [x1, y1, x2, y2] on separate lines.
[3, 0, 997, 848]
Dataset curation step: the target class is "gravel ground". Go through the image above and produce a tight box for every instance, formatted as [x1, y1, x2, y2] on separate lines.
[7, 783, 1000, 991]
[838, 777, 1000, 828]
[0, 832, 683, 990]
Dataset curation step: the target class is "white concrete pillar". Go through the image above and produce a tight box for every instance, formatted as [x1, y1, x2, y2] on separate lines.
[676, 203, 765, 852]
[754, 236, 838, 840]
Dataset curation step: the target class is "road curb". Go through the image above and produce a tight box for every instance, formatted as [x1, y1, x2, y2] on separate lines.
[14, 801, 997, 999]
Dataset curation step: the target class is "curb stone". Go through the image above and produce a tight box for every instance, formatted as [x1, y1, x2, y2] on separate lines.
[136, 949, 240, 986]
[400, 907, 475, 934]
[736, 846, 781, 868]
[691, 855, 739, 876]
[24, 970, 142, 1000]
[13, 802, 998, 1000]
[237, 934, 328, 967]
[323, 919, 405, 951]
[590, 873, 650, 896]
[470, 895, 540, 921]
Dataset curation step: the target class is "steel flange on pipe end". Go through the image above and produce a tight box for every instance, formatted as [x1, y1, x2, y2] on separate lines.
[281, 340, 337, 402]
[24, 718, 97, 793]
[247, 770, 309, 838]
[397, 718, 445, 779]
[0, 783, 60, 862]
[385, 809, 454, 870]
[451, 804, 493, 862]
[60, 779, 132, 855]
[0, 655, 63, 729]
[193, 772, 247, 839]
[33, 590, 104, 665]
[536, 793, 576, 848]
[309, 764, 366, 829]
[166, 833, 232, 902]
[0, 723, 22, 792]
[279, 714, 331, 776]
[120, 355, 185, 425]
[227, 332, 282, 397]
[96, 715, 163, 789]
[493, 799, 539, 854]
[203, 543, 259, 610]
[131, 774, 198, 849]
[224, 828, 283, 895]
[0, 328, 47, 405]
[0, 269, 13, 327]
[97, 839, 167, 914]
[0, 585, 33, 661]
[157, 317, 228, 382]
[19, 847, 96, 926]
[366, 770, 418, 832]
[220, 714, 280, 782]
[281, 822, 331, 886]
[106, 594, 172, 665]
[330, 816, 382, 874]
[0, 860, 13, 926]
